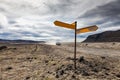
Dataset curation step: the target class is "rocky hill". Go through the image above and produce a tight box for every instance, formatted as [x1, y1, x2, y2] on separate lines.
[83, 30, 120, 42]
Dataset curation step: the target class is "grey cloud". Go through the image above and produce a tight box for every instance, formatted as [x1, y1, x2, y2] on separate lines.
[45, 0, 114, 18]
[8, 20, 16, 24]
[45, 0, 81, 17]
[79, 0, 120, 18]
[78, 0, 120, 27]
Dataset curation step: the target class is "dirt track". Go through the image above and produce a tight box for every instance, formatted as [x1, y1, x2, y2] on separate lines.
[0, 43, 120, 80]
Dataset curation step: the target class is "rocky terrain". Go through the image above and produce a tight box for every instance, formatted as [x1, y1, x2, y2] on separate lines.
[83, 30, 120, 42]
[0, 43, 120, 80]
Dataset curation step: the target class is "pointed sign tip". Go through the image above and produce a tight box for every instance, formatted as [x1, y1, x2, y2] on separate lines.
[76, 25, 98, 34]
[53, 20, 75, 29]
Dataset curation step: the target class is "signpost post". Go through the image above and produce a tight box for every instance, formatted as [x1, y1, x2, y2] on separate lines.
[74, 21, 77, 69]
[54, 20, 98, 70]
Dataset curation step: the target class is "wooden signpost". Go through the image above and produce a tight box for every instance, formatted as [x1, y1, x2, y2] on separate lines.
[54, 20, 98, 69]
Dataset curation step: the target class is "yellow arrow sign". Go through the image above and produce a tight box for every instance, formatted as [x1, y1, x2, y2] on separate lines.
[76, 25, 98, 34]
[54, 20, 75, 29]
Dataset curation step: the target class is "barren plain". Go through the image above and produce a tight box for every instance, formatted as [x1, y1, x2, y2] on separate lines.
[0, 42, 120, 80]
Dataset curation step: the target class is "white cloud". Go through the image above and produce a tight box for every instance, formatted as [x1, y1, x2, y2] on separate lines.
[0, 0, 119, 42]
[0, 13, 8, 28]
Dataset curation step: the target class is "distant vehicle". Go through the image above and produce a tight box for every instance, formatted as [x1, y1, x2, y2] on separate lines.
[56, 42, 61, 46]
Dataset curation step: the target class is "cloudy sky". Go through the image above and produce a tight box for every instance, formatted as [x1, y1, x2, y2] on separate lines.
[0, 0, 120, 42]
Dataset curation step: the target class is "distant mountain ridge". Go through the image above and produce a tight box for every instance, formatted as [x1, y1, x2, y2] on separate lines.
[0, 39, 45, 44]
[83, 30, 120, 42]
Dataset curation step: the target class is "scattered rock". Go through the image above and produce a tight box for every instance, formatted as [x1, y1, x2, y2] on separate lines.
[101, 56, 106, 59]
[21, 65, 26, 67]
[0, 46, 7, 50]
[74, 71, 79, 75]
[88, 64, 93, 68]
[92, 68, 98, 73]
[112, 42, 115, 45]
[55, 74, 59, 78]
[66, 64, 73, 70]
[41, 75, 45, 78]
[26, 57, 37, 62]
[25, 76, 30, 80]
[103, 67, 110, 71]
[66, 57, 74, 61]
[71, 75, 76, 79]
[85, 44, 88, 46]
[6, 66, 13, 71]
[26, 57, 31, 60]
[79, 56, 84, 62]
[34, 57, 37, 59]
[13, 48, 17, 50]
[56, 70, 64, 78]
[52, 63, 56, 66]
[82, 71, 90, 76]
[116, 74, 120, 78]
[44, 60, 49, 63]
[26, 57, 33, 62]
[61, 65, 65, 67]
[105, 73, 109, 75]
[47, 71, 52, 74]
[59, 70, 64, 75]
